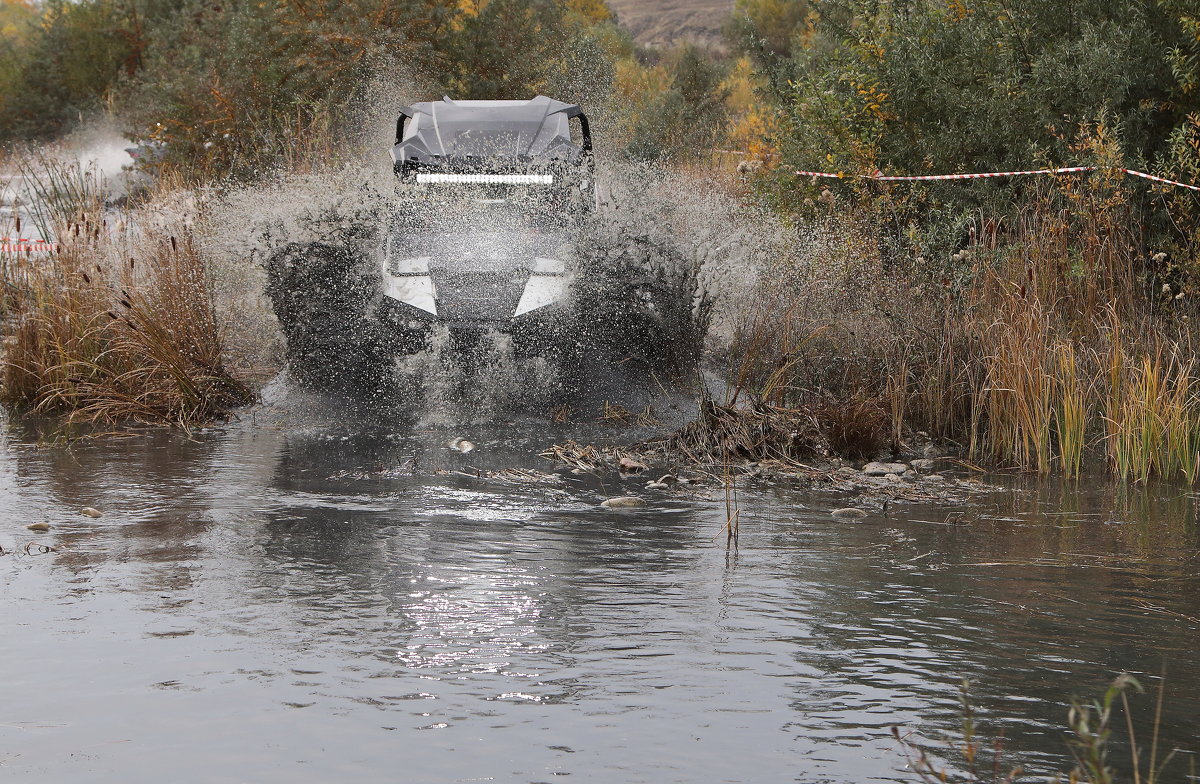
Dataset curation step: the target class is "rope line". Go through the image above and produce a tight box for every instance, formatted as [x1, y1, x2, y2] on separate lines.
[795, 165, 1200, 192]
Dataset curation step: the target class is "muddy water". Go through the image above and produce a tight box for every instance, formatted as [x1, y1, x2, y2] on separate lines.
[2, 407, 1199, 783]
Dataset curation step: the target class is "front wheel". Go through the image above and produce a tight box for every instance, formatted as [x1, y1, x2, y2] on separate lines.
[265, 242, 396, 397]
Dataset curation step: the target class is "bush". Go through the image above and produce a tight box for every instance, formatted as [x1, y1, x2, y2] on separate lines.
[1, 158, 254, 425]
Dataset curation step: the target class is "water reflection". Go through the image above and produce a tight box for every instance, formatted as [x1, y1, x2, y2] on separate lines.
[1, 411, 1198, 783]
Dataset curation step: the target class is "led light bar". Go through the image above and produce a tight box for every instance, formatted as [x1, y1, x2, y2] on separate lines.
[415, 173, 553, 185]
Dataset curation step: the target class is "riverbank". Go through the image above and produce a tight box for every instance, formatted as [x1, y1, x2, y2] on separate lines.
[718, 170, 1200, 487]
[6, 148, 1200, 498]
[543, 401, 997, 511]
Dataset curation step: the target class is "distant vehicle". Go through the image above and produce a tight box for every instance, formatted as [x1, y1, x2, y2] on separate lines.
[123, 140, 167, 166]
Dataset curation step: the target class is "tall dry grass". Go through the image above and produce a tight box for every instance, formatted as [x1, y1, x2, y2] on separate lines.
[935, 177, 1200, 482]
[0, 159, 253, 426]
[728, 170, 1200, 482]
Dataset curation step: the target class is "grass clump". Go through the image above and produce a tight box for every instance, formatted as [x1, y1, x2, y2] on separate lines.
[898, 676, 1182, 784]
[0, 159, 253, 426]
[723, 161, 1200, 483]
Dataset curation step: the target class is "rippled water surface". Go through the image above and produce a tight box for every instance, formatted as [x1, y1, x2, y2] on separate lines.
[2, 406, 1199, 783]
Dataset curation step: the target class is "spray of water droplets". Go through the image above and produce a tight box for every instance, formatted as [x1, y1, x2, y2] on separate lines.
[199, 156, 782, 424]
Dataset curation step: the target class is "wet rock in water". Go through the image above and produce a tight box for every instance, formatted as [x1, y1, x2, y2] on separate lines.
[831, 508, 867, 519]
[26, 522, 51, 532]
[618, 457, 647, 473]
[862, 462, 907, 476]
[910, 458, 935, 472]
[601, 496, 646, 508]
[80, 507, 102, 518]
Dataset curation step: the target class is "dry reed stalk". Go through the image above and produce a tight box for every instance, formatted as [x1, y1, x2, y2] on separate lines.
[1, 156, 253, 426]
[1102, 348, 1200, 483]
[972, 294, 1056, 473]
[915, 173, 1200, 480]
[1161, 363, 1200, 484]
[727, 168, 1200, 482]
[1054, 343, 1088, 478]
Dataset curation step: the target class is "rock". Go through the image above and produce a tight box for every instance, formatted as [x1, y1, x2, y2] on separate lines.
[835, 466, 859, 477]
[601, 496, 645, 508]
[646, 482, 668, 490]
[925, 474, 946, 482]
[80, 507, 102, 518]
[448, 438, 475, 453]
[862, 461, 907, 476]
[831, 508, 867, 519]
[618, 457, 647, 473]
[910, 458, 935, 472]
[883, 472, 902, 483]
[26, 522, 50, 532]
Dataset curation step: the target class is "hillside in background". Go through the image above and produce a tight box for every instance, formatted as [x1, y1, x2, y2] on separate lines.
[605, 0, 731, 50]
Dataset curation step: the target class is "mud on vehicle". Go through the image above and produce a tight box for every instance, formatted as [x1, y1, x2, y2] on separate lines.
[266, 95, 702, 398]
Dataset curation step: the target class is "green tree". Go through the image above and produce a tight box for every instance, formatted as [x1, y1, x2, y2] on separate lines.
[0, 0, 141, 140]
[725, 0, 814, 66]
[623, 44, 730, 162]
[777, 0, 1179, 179]
[440, 0, 568, 99]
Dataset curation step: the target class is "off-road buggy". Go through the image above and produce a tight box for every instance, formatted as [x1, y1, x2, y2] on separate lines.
[266, 96, 596, 394]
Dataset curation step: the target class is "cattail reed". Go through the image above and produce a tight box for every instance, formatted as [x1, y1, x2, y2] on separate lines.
[1, 155, 254, 426]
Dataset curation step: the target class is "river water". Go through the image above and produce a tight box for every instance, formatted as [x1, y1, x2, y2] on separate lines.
[2, 401, 1199, 783]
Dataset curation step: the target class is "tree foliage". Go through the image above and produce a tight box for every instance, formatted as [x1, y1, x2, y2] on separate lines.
[0, 0, 139, 140]
[0, 0, 626, 177]
[767, 0, 1180, 179]
[614, 45, 732, 162]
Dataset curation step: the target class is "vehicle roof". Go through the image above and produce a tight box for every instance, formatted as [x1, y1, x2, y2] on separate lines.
[392, 95, 586, 167]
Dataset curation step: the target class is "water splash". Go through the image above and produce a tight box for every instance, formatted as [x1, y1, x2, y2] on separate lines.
[201, 159, 773, 424]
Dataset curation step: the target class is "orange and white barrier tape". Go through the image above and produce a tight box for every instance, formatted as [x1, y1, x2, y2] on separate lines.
[869, 166, 1097, 181]
[794, 170, 848, 179]
[795, 167, 1097, 180]
[0, 238, 58, 253]
[1121, 168, 1200, 193]
[795, 165, 1200, 192]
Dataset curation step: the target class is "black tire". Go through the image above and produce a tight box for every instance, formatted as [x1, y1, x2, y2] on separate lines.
[570, 218, 705, 376]
[265, 242, 402, 397]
